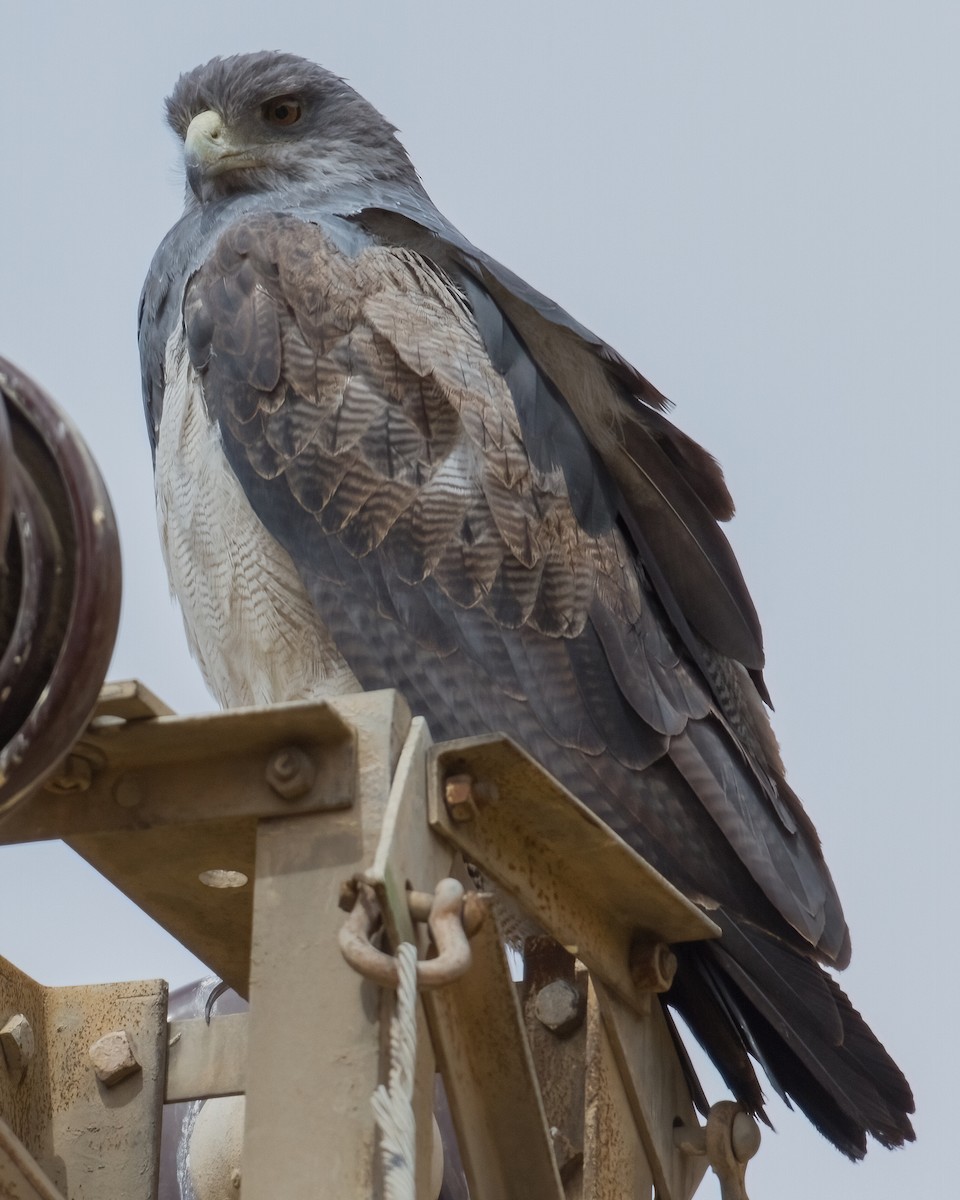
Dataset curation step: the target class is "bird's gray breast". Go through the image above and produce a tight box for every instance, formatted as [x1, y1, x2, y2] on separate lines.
[154, 325, 360, 707]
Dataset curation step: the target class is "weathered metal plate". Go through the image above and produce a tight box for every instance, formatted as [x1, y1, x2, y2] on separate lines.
[0, 954, 167, 1200]
[423, 911, 565, 1200]
[429, 736, 718, 1007]
[582, 982, 655, 1198]
[1, 690, 407, 999]
[166, 1013, 248, 1103]
[1, 689, 357, 844]
[240, 690, 412, 1200]
[0, 1117, 66, 1200]
[593, 980, 709, 1200]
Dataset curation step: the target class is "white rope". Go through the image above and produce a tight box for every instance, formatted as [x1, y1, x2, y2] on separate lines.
[371, 940, 419, 1200]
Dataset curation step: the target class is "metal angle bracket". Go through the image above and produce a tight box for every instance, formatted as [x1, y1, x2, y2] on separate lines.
[0, 953, 167, 1200]
[0, 682, 376, 997]
[427, 735, 719, 1009]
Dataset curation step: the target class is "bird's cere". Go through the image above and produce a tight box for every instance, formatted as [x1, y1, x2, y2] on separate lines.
[184, 110, 260, 201]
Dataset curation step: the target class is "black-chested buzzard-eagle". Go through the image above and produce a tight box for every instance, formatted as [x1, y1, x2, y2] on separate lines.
[138, 51, 914, 1159]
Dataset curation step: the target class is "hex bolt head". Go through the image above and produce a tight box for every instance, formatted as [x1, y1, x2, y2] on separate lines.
[630, 938, 677, 993]
[0, 1013, 35, 1081]
[89, 1029, 141, 1087]
[444, 774, 479, 822]
[265, 746, 315, 800]
[534, 980, 585, 1036]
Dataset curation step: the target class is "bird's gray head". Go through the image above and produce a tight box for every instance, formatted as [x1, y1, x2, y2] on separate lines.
[166, 51, 420, 206]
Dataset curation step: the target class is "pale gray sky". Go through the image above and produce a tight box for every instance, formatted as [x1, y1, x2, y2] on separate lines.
[0, 3, 954, 1196]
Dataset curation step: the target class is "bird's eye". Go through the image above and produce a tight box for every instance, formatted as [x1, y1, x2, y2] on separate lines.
[263, 96, 303, 126]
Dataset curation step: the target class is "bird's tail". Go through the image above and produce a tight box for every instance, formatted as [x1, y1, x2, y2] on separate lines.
[668, 911, 915, 1159]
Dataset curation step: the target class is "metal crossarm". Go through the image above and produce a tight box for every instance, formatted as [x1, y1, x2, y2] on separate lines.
[0, 683, 758, 1199]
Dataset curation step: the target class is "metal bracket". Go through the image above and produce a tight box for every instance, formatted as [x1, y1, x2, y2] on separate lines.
[0, 953, 167, 1200]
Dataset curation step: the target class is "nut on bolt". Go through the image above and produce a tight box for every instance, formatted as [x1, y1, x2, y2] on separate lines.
[45, 754, 93, 794]
[630, 938, 677, 993]
[89, 1029, 141, 1087]
[444, 774, 477, 822]
[0, 1013, 35, 1081]
[444, 774, 498, 822]
[265, 746, 315, 800]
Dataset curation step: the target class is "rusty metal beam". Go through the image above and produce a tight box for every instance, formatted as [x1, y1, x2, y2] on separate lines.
[0, 682, 731, 1199]
[1, 684, 366, 996]
[593, 980, 709, 1200]
[428, 736, 718, 1011]
[1, 686, 357, 844]
[582, 980, 656, 1197]
[360, 717, 565, 1200]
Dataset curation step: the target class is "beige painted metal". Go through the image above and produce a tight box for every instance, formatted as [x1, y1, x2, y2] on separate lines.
[0, 954, 167, 1200]
[363, 717, 565, 1200]
[429, 736, 719, 1010]
[0, 1116, 67, 1200]
[165, 1013, 248, 1102]
[1, 684, 359, 995]
[675, 1102, 760, 1200]
[423, 913, 565, 1199]
[241, 689, 411, 1200]
[520, 957, 709, 1200]
[520, 955, 589, 1191]
[582, 982, 655, 1198]
[593, 980, 710, 1200]
[0, 681, 735, 1199]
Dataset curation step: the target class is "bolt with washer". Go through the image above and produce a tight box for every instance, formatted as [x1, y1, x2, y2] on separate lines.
[265, 746, 315, 800]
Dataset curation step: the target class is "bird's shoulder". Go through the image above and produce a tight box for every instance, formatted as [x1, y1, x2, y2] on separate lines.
[183, 208, 644, 641]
